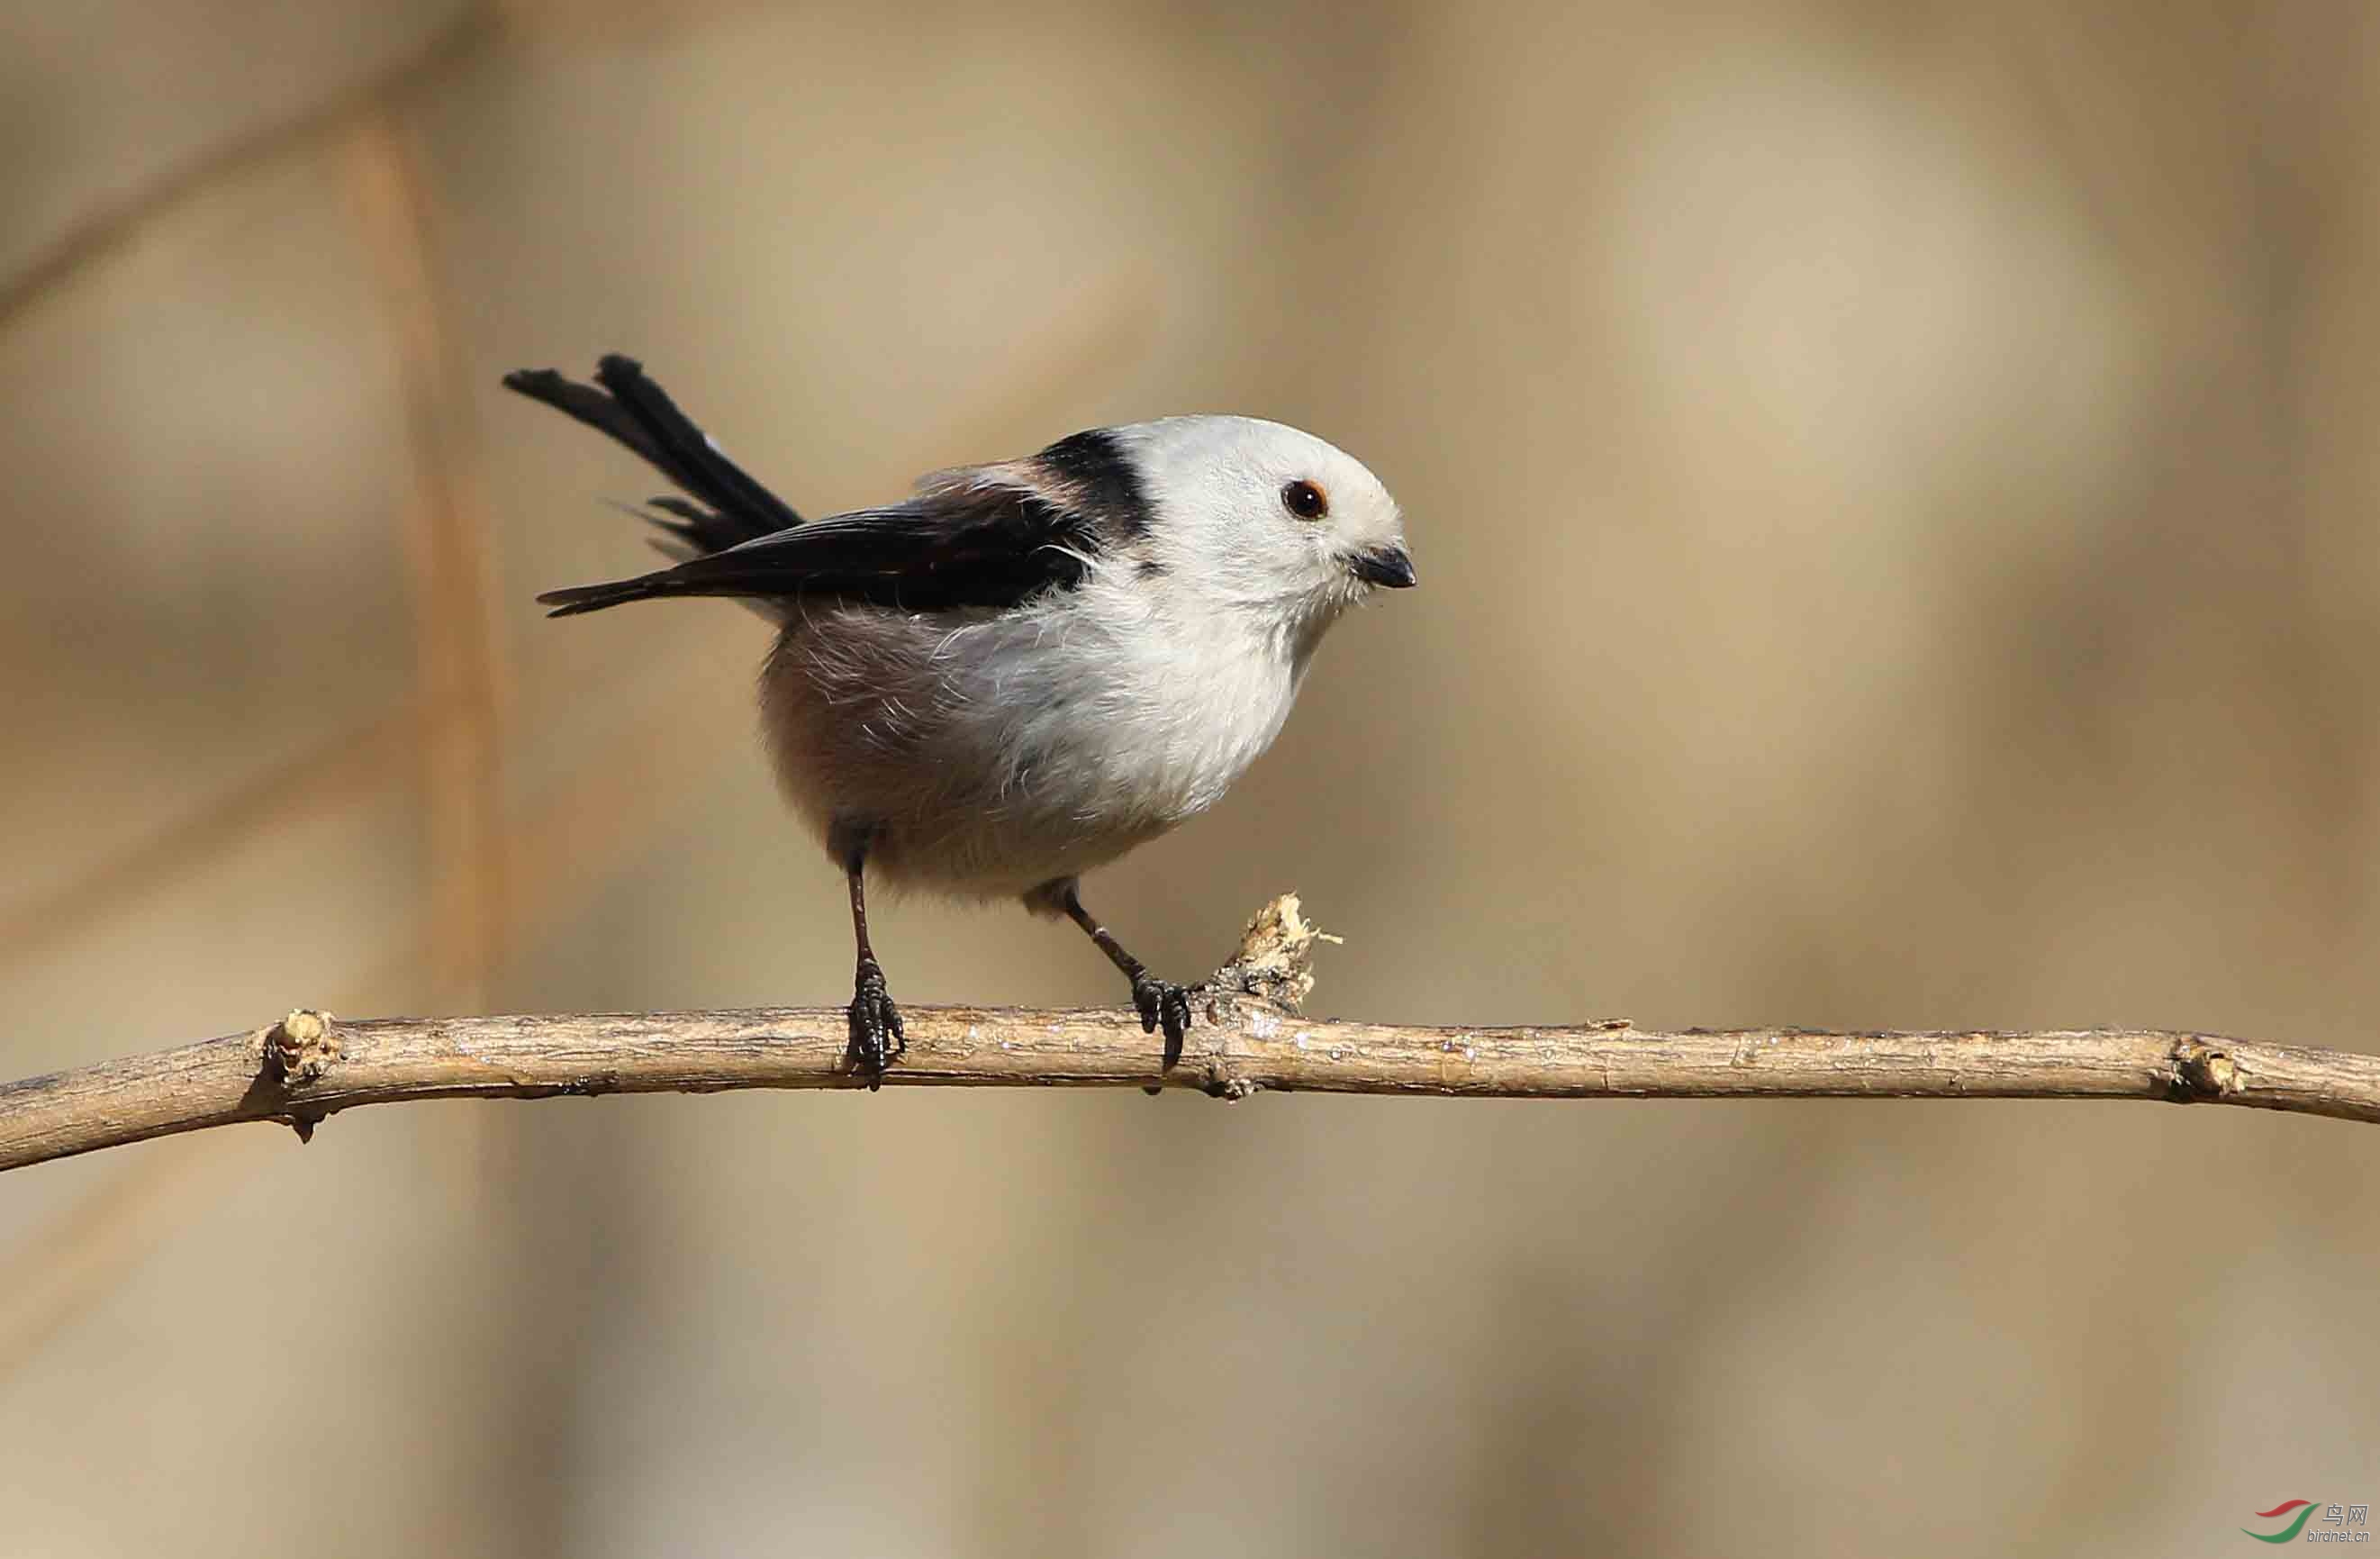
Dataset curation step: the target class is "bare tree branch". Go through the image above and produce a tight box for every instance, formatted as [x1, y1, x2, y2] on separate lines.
[5, 898, 2375, 1173]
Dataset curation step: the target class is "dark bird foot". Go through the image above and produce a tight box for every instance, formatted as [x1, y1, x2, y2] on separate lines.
[1131, 974, 1193, 1071]
[847, 957, 906, 1089]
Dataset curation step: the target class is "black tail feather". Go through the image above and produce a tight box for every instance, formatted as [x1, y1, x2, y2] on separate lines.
[535, 562, 823, 619]
[502, 356, 803, 560]
[642, 494, 728, 550]
[591, 356, 801, 539]
[535, 578, 665, 618]
[501, 367, 671, 469]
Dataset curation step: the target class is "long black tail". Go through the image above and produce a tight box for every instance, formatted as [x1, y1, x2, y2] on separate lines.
[503, 355, 804, 578]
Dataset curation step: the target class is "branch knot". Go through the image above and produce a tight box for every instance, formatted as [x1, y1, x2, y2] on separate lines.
[1205, 893, 1335, 1012]
[263, 1009, 339, 1088]
[2167, 1037, 2240, 1102]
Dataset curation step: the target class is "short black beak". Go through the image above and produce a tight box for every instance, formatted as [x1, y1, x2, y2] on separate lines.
[1350, 545, 1417, 589]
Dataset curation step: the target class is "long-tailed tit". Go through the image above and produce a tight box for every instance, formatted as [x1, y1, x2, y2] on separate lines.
[505, 356, 1416, 1084]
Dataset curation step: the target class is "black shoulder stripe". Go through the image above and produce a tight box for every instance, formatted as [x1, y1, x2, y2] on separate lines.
[1036, 428, 1153, 539]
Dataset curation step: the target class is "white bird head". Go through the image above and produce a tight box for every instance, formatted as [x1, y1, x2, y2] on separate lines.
[1118, 415, 1416, 627]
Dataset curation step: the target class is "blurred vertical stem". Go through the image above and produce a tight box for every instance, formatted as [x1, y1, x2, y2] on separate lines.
[341, 111, 512, 1016]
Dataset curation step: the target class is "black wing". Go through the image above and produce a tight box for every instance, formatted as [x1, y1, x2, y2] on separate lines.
[503, 355, 801, 557]
[533, 483, 1102, 617]
[509, 355, 1133, 617]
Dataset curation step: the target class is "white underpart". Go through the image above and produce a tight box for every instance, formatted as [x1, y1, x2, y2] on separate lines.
[756, 414, 1407, 903]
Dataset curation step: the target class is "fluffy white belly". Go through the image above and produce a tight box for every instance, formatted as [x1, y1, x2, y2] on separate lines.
[759, 585, 1301, 901]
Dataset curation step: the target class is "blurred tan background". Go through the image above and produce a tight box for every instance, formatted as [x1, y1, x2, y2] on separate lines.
[5, 2, 2379, 1554]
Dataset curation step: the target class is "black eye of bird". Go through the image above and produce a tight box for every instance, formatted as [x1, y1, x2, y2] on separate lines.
[1281, 479, 1329, 521]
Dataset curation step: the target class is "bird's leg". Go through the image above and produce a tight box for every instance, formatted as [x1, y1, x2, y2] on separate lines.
[843, 841, 904, 1088]
[1055, 883, 1191, 1070]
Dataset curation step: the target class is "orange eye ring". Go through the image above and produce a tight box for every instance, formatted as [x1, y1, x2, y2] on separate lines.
[1281, 479, 1329, 521]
